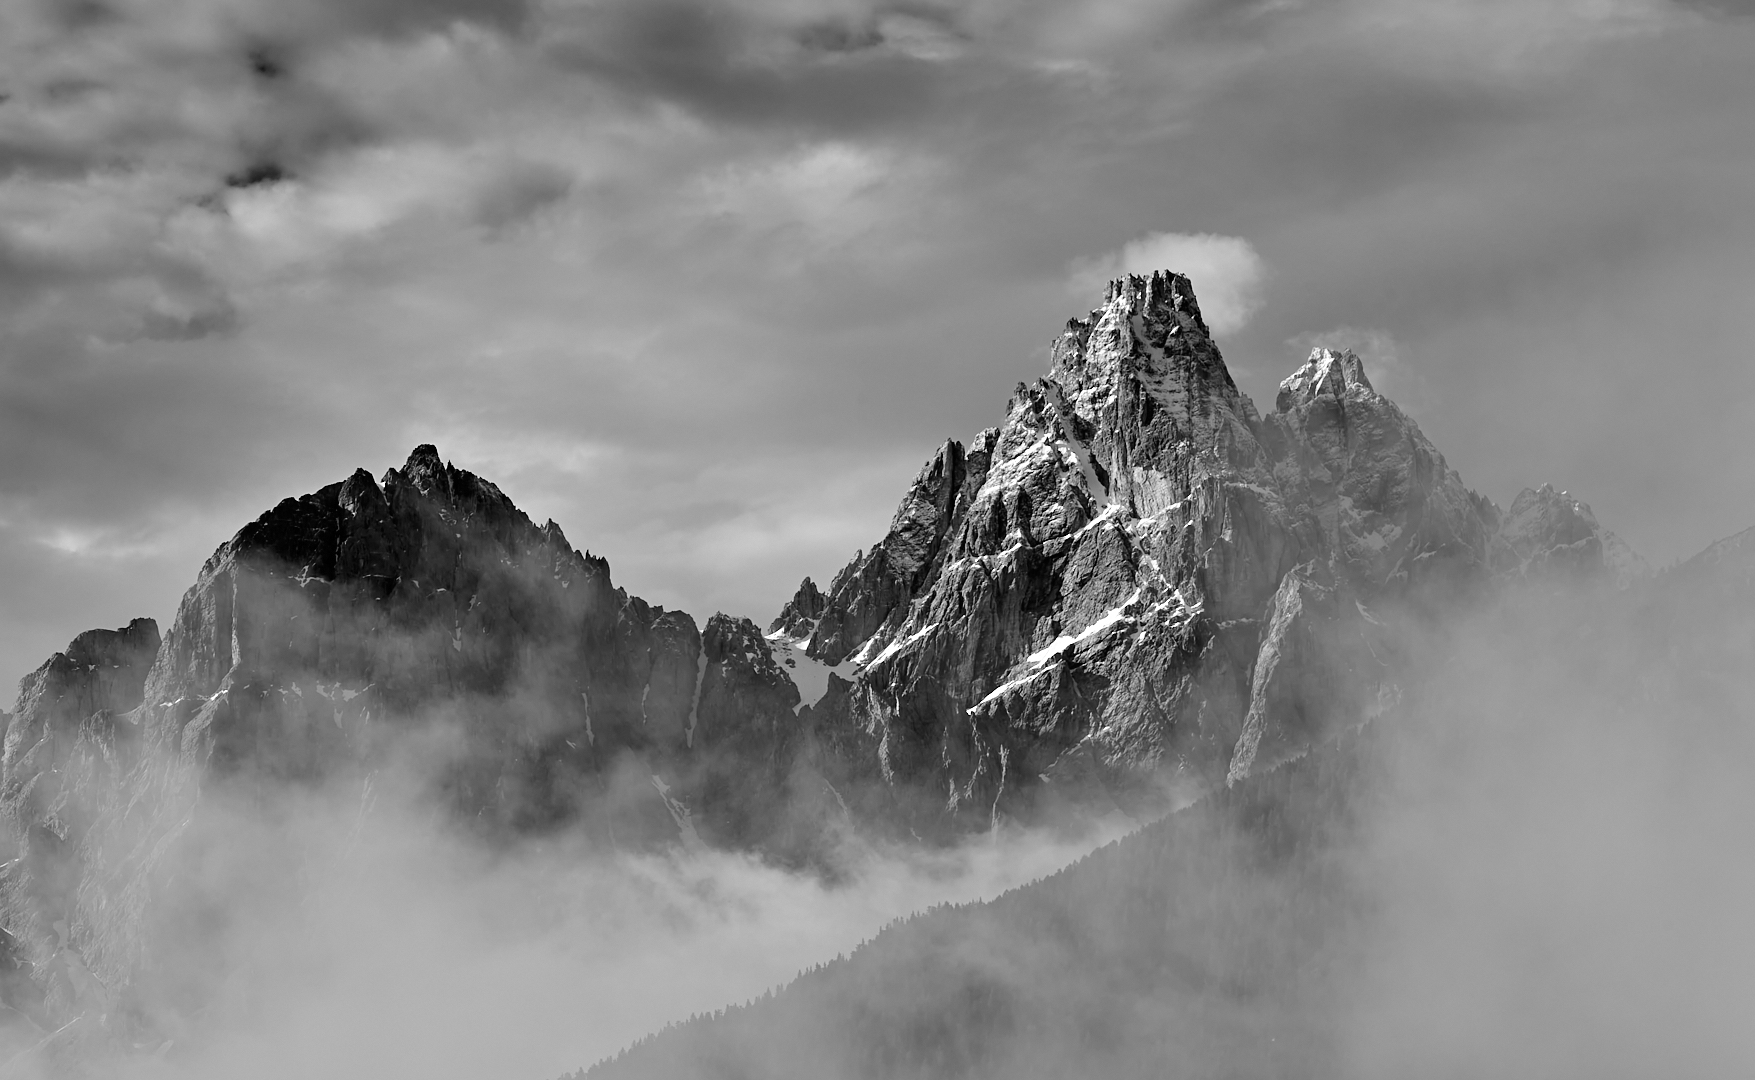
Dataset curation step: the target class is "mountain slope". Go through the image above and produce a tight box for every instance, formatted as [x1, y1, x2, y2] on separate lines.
[774, 275, 1511, 837]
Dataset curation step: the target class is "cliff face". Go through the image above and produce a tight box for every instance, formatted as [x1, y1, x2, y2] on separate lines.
[0, 620, 160, 1032]
[776, 276, 1514, 836]
[0, 449, 811, 1047]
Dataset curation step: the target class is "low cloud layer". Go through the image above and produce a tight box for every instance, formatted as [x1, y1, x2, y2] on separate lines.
[84, 777, 1128, 1080]
[4, 0, 1755, 685]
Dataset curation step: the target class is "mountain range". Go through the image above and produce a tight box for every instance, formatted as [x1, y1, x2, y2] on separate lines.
[4, 269, 1731, 1077]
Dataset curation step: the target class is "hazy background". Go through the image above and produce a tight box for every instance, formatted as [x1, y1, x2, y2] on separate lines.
[5, 0, 1755, 683]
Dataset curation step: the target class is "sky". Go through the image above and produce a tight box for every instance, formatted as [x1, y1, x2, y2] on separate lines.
[3, 0, 1755, 687]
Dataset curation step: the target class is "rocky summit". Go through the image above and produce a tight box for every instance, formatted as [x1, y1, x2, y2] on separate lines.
[771, 274, 1623, 829]
[0, 271, 1643, 1052]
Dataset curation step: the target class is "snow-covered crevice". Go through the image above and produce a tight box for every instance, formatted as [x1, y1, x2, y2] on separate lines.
[851, 619, 941, 671]
[580, 691, 595, 745]
[969, 588, 1146, 715]
[685, 647, 707, 749]
[970, 664, 1055, 710]
[649, 775, 703, 850]
[861, 621, 941, 670]
[1044, 383, 1112, 514]
[1027, 587, 1142, 664]
[765, 632, 856, 714]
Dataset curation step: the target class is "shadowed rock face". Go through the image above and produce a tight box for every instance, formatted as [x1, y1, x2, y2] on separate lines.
[1496, 483, 1649, 588]
[0, 449, 810, 1046]
[0, 273, 1654, 1050]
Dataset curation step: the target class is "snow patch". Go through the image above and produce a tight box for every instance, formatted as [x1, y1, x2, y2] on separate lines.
[686, 647, 707, 748]
[765, 632, 856, 714]
[1045, 383, 1111, 512]
[972, 588, 1148, 714]
[971, 665, 1055, 709]
[1027, 588, 1142, 664]
[649, 775, 703, 850]
[861, 622, 941, 669]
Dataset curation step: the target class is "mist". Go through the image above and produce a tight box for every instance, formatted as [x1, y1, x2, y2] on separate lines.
[1338, 585, 1755, 1078]
[29, 755, 1130, 1080]
[570, 572, 1755, 1080]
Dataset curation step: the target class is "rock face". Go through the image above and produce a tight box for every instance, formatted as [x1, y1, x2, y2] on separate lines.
[776, 281, 1510, 837]
[1495, 483, 1649, 588]
[0, 449, 809, 1045]
[0, 620, 160, 1031]
[581, 508, 1753, 1080]
[0, 271, 1655, 1049]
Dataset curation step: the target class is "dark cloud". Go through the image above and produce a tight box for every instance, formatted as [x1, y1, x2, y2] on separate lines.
[225, 161, 291, 188]
[541, 1, 976, 132]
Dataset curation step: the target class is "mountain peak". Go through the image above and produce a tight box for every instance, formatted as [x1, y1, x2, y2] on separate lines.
[1276, 348, 1374, 412]
[1067, 270, 1217, 379]
[401, 443, 449, 493]
[1102, 269, 1205, 325]
[1498, 484, 1649, 587]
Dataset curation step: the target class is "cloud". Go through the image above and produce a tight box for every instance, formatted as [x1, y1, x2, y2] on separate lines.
[91, 765, 1132, 1080]
[1068, 232, 1267, 334]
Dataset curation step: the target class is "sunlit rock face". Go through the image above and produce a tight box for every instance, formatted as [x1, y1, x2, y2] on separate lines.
[776, 277, 1513, 838]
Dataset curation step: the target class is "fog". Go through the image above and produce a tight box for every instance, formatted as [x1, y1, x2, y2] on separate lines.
[8, 556, 1753, 1080]
[1338, 586, 1755, 1078]
[560, 574, 1755, 1079]
[42, 762, 1130, 1080]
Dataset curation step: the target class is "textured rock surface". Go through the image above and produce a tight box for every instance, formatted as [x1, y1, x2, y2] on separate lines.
[1495, 483, 1649, 588]
[774, 284, 1507, 838]
[0, 449, 809, 1047]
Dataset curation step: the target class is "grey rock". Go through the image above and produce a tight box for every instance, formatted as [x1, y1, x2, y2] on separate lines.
[1495, 483, 1648, 588]
[780, 277, 1486, 835]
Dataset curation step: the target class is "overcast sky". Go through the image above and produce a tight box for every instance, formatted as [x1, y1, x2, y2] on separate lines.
[3, 0, 1754, 685]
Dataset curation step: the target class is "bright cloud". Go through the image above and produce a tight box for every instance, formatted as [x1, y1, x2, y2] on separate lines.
[1069, 232, 1267, 335]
